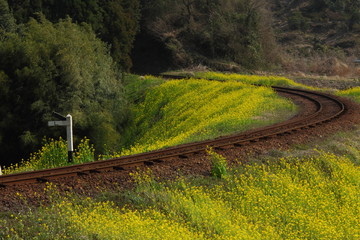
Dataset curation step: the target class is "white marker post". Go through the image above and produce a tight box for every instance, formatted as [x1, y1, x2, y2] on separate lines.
[48, 112, 74, 163]
[0, 166, 2, 175]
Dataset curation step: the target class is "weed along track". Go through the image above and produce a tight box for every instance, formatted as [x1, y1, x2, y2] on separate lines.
[0, 86, 348, 188]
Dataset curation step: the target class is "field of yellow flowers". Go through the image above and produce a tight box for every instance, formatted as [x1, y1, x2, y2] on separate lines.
[1, 145, 359, 239]
[3, 138, 95, 174]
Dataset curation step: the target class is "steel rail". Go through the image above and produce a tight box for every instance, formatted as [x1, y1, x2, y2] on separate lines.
[0, 85, 346, 187]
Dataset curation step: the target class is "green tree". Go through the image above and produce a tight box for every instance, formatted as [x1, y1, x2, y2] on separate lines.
[7, 0, 140, 71]
[140, 0, 276, 70]
[0, 0, 15, 33]
[100, 0, 140, 71]
[0, 15, 126, 165]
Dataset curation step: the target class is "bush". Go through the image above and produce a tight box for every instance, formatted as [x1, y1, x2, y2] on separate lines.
[207, 148, 228, 178]
[6, 0, 141, 71]
[337, 86, 360, 102]
[288, 10, 310, 31]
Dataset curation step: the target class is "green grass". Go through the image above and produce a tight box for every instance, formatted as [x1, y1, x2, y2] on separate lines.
[123, 74, 165, 103]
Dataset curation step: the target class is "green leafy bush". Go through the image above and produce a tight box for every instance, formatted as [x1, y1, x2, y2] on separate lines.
[207, 148, 228, 178]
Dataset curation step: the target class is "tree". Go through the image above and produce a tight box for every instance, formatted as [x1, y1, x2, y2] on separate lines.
[6, 0, 140, 71]
[0, 0, 15, 33]
[0, 15, 126, 165]
[139, 0, 277, 70]
[100, 0, 140, 71]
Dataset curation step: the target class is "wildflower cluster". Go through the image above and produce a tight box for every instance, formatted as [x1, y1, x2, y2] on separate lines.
[3, 137, 95, 174]
[194, 71, 309, 88]
[337, 86, 360, 102]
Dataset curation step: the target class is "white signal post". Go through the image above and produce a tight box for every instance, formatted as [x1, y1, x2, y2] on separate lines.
[48, 113, 73, 163]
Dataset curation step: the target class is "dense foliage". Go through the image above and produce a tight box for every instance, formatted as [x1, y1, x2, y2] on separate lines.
[138, 0, 279, 71]
[311, 0, 360, 30]
[0, 0, 15, 34]
[6, 0, 140, 71]
[0, 16, 126, 165]
[274, 0, 360, 31]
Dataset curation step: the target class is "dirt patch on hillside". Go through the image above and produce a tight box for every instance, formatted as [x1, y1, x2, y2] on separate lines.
[291, 75, 360, 90]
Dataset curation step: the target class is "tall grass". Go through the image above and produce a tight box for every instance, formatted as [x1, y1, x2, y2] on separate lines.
[207, 148, 228, 179]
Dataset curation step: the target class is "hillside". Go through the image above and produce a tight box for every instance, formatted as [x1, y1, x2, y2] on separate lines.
[272, 0, 360, 50]
[131, 0, 360, 76]
[269, 0, 360, 75]
[2, 74, 297, 173]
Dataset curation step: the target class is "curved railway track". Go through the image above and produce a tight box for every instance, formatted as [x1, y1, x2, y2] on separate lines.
[0, 85, 346, 187]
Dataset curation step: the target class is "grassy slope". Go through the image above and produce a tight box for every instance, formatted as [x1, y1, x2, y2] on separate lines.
[113, 76, 296, 158]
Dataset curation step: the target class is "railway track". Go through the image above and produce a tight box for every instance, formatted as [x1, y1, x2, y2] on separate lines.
[0, 85, 346, 187]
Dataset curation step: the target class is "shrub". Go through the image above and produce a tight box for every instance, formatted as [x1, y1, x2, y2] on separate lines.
[207, 148, 228, 178]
